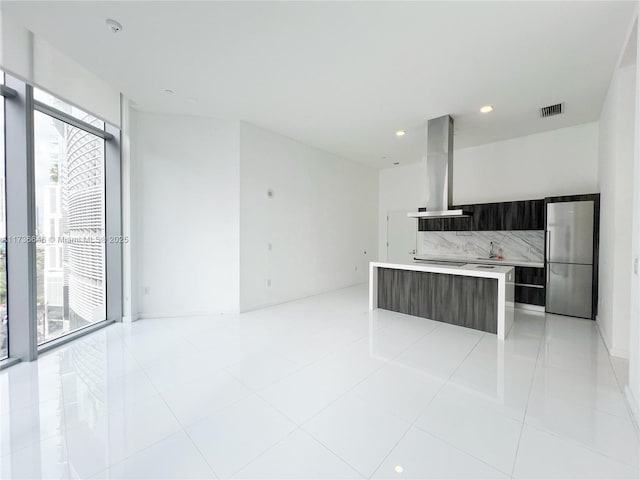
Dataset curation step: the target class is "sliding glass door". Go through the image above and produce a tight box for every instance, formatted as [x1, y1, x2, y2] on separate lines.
[33, 92, 107, 345]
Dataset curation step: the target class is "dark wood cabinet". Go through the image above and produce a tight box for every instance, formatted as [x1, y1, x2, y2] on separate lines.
[377, 267, 499, 334]
[471, 199, 544, 231]
[418, 213, 472, 232]
[471, 202, 503, 230]
[418, 217, 442, 231]
[515, 266, 545, 286]
[418, 199, 544, 232]
[514, 266, 545, 306]
[510, 200, 544, 230]
[515, 285, 545, 306]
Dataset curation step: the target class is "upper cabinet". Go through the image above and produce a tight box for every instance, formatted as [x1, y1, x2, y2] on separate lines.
[472, 199, 544, 230]
[418, 214, 472, 231]
[418, 199, 544, 231]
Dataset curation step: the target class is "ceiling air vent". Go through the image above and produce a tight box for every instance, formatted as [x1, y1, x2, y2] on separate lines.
[540, 103, 564, 118]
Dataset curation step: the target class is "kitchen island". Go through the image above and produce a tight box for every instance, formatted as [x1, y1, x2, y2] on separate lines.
[369, 261, 515, 339]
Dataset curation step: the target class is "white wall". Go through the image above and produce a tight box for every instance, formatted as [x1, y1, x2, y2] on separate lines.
[131, 111, 241, 317]
[239, 122, 377, 312]
[625, 16, 640, 423]
[378, 163, 425, 259]
[378, 122, 600, 259]
[121, 98, 138, 322]
[127, 116, 378, 316]
[454, 123, 599, 204]
[0, 11, 121, 126]
[598, 62, 636, 359]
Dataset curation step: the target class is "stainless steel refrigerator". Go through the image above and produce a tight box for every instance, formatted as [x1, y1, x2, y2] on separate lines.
[546, 200, 594, 319]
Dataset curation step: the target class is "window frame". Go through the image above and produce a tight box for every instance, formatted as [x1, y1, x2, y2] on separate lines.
[0, 74, 122, 368]
[0, 76, 10, 361]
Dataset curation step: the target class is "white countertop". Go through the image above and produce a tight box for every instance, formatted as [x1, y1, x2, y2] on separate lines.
[413, 255, 544, 269]
[370, 261, 514, 279]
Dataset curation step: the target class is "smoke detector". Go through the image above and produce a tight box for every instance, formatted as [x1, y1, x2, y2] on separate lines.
[105, 19, 123, 34]
[540, 103, 564, 118]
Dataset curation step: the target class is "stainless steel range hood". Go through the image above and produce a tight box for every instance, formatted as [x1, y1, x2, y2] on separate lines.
[407, 115, 470, 218]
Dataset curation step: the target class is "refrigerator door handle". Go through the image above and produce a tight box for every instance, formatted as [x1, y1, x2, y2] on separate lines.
[547, 265, 550, 284]
[546, 230, 551, 259]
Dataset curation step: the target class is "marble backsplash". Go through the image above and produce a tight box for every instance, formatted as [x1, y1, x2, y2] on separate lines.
[417, 230, 544, 262]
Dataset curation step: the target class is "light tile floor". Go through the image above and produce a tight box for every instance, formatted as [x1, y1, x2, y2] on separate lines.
[0, 284, 638, 479]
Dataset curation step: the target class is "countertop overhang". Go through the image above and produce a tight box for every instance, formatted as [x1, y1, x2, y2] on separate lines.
[370, 261, 514, 278]
[413, 255, 544, 269]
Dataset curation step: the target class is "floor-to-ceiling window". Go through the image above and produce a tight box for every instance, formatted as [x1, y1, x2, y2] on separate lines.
[0, 72, 7, 360]
[33, 89, 107, 345]
[0, 74, 120, 368]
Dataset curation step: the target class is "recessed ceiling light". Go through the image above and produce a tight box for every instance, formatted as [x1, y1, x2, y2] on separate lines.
[394, 466, 404, 474]
[164, 89, 174, 94]
[105, 19, 123, 34]
[393, 162, 400, 165]
[480, 105, 494, 113]
[395, 130, 406, 137]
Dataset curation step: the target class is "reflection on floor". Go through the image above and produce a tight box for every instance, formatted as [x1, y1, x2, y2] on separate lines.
[0, 284, 638, 479]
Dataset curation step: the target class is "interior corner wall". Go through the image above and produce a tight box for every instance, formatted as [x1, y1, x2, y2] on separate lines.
[121, 97, 138, 322]
[130, 111, 241, 317]
[239, 122, 378, 312]
[598, 62, 636, 360]
[378, 123, 600, 260]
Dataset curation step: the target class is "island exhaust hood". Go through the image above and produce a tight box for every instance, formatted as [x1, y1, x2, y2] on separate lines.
[407, 115, 470, 219]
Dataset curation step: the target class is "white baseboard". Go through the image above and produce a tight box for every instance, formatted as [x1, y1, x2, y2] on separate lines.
[596, 319, 637, 431]
[122, 314, 140, 323]
[241, 281, 368, 313]
[609, 346, 630, 359]
[515, 303, 545, 313]
[137, 310, 238, 320]
[595, 318, 630, 359]
[596, 316, 611, 352]
[625, 386, 640, 431]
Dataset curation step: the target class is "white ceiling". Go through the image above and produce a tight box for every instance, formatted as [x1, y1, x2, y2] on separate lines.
[2, 1, 635, 168]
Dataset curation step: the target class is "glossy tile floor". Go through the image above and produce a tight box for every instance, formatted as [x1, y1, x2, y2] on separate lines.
[1, 284, 638, 479]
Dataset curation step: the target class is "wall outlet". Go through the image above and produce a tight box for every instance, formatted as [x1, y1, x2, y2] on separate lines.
[268, 243, 272, 251]
[267, 279, 271, 287]
[355, 266, 358, 271]
[144, 286, 150, 295]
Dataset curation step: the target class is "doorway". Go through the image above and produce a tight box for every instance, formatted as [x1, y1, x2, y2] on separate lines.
[386, 211, 418, 263]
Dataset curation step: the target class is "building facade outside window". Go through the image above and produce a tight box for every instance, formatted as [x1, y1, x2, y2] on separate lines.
[34, 90, 107, 345]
